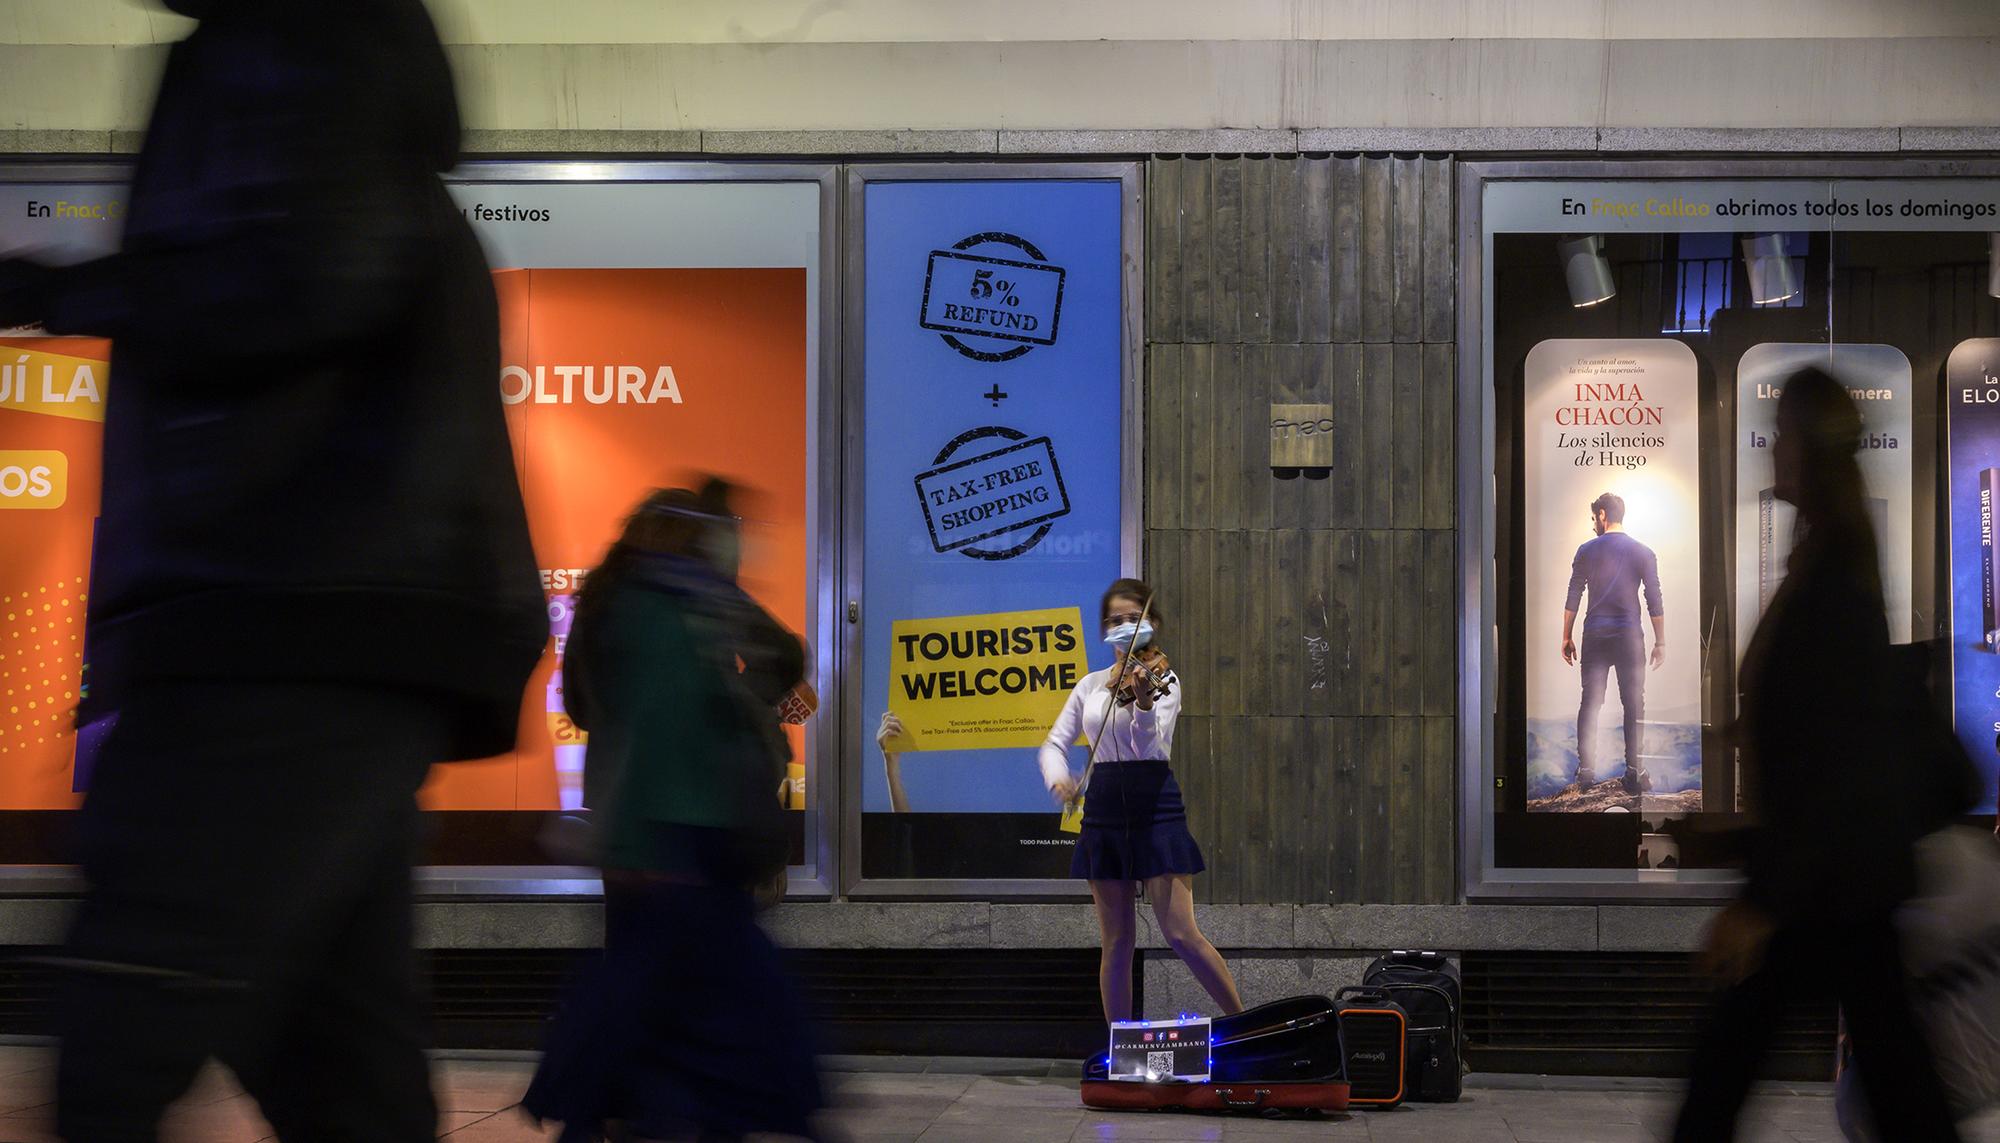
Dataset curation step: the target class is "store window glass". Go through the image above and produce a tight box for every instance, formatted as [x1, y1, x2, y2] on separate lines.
[0, 173, 123, 863]
[1472, 172, 2000, 895]
[428, 174, 833, 881]
[0, 165, 838, 889]
[848, 168, 1138, 889]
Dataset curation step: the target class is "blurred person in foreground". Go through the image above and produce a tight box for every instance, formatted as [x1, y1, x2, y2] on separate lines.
[525, 481, 823, 1143]
[1674, 370, 1961, 1142]
[0, 1, 545, 1138]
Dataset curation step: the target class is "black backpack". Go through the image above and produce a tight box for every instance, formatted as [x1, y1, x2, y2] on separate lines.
[1362, 950, 1464, 1102]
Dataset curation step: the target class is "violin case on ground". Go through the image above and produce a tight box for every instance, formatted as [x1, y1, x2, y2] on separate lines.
[1080, 995, 1351, 1115]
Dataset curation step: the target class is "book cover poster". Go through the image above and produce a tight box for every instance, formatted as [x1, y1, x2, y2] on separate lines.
[1735, 344, 1912, 657]
[1947, 339, 2000, 813]
[1523, 340, 1702, 812]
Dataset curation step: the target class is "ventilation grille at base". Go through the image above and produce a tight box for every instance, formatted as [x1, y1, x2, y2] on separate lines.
[1462, 951, 1836, 1081]
[3, 945, 1836, 1077]
[0, 947, 1117, 1059]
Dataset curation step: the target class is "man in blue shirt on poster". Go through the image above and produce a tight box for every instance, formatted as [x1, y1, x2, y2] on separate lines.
[1561, 492, 1666, 795]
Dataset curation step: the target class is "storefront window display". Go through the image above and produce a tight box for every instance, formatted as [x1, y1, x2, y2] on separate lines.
[432, 168, 836, 888]
[1464, 163, 2000, 897]
[0, 163, 840, 892]
[0, 159, 1146, 896]
[843, 165, 1142, 892]
[0, 170, 122, 848]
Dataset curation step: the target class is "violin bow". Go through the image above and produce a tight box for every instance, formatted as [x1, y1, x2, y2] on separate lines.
[1071, 592, 1155, 808]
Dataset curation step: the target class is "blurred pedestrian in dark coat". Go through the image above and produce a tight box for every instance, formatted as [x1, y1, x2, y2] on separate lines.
[0, 1, 545, 1138]
[1674, 369, 1962, 1142]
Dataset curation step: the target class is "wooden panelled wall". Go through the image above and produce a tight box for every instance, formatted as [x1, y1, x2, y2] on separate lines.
[1144, 155, 1456, 906]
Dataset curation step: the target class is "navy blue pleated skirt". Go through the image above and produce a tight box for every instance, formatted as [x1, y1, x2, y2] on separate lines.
[1071, 760, 1207, 882]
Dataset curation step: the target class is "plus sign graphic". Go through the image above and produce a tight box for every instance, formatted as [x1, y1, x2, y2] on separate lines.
[983, 383, 1009, 406]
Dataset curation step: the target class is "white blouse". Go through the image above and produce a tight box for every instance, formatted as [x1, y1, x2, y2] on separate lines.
[1036, 664, 1183, 793]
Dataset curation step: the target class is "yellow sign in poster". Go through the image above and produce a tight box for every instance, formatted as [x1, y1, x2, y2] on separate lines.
[886, 607, 1089, 752]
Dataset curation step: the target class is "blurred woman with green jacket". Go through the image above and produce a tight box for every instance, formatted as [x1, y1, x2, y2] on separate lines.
[525, 480, 822, 1143]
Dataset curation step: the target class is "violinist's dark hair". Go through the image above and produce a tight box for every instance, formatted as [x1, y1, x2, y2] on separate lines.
[1100, 578, 1164, 629]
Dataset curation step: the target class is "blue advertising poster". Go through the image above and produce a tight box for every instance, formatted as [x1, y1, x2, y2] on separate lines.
[860, 178, 1126, 879]
[1947, 338, 2000, 813]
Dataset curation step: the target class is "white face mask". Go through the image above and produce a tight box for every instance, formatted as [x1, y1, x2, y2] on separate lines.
[1103, 620, 1154, 651]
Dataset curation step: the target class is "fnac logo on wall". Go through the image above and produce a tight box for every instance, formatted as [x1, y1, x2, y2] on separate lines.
[919, 232, 1067, 363]
[0, 451, 65, 510]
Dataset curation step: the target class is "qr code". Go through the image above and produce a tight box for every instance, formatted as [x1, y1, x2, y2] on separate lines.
[1146, 1051, 1175, 1078]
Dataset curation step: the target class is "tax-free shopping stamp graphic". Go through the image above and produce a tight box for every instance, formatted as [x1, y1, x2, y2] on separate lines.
[919, 232, 1066, 363]
[915, 427, 1071, 559]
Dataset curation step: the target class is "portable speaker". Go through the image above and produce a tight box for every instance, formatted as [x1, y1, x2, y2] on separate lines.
[1335, 987, 1407, 1108]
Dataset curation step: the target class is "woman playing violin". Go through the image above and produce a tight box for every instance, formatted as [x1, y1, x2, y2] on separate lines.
[1040, 578, 1243, 1026]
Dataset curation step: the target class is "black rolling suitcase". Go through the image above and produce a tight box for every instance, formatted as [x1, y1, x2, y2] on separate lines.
[1362, 949, 1464, 1102]
[1081, 995, 1350, 1114]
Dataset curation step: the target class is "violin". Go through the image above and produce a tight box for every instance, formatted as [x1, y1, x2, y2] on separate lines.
[1065, 594, 1167, 823]
[1110, 645, 1173, 708]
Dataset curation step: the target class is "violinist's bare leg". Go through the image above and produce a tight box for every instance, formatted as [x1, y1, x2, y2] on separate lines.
[1146, 874, 1243, 1015]
[1089, 879, 1140, 1022]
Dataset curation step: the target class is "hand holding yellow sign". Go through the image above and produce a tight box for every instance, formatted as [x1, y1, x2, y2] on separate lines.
[1058, 799, 1085, 834]
[885, 606, 1090, 753]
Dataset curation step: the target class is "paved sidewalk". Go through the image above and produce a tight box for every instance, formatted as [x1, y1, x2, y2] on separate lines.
[6, 1046, 2000, 1141]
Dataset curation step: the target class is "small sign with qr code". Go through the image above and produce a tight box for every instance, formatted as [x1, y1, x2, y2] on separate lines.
[1108, 1017, 1212, 1083]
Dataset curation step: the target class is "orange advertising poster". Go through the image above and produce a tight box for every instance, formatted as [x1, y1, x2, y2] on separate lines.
[418, 267, 811, 810]
[0, 337, 108, 809]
